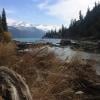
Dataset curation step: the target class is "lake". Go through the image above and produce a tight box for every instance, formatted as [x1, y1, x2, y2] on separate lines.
[13, 38, 61, 45]
[14, 38, 100, 75]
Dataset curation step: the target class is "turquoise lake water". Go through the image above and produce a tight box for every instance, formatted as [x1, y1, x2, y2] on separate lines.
[13, 38, 61, 45]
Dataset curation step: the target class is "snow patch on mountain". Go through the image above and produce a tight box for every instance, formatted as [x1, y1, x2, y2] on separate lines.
[8, 21, 61, 31]
[35, 24, 61, 31]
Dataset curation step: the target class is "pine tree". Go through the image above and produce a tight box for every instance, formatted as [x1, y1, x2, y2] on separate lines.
[95, 2, 97, 7]
[79, 10, 83, 21]
[0, 15, 4, 41]
[0, 16, 3, 32]
[86, 7, 90, 17]
[2, 8, 8, 31]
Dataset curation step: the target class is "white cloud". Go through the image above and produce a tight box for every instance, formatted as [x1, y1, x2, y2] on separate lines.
[38, 0, 100, 26]
[7, 18, 17, 26]
[38, 0, 49, 9]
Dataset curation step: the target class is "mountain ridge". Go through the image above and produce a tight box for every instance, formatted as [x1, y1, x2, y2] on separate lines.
[8, 21, 61, 38]
[8, 21, 61, 31]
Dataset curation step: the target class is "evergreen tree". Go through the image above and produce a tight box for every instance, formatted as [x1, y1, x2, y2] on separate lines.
[0, 16, 3, 32]
[0, 15, 3, 41]
[43, 2, 100, 40]
[95, 2, 97, 7]
[2, 8, 8, 31]
[79, 10, 83, 21]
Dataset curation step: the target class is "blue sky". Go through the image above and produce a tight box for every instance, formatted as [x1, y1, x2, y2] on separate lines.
[0, 0, 99, 26]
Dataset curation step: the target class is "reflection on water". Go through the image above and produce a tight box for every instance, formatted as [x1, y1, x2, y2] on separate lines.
[49, 46, 100, 75]
[49, 46, 100, 61]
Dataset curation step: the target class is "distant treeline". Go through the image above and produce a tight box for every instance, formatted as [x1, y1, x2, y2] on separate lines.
[43, 2, 100, 40]
[0, 8, 11, 42]
[43, 25, 66, 39]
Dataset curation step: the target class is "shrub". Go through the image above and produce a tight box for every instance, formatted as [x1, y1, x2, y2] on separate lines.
[0, 45, 99, 100]
[11, 47, 99, 100]
[3, 32, 11, 42]
[0, 42, 17, 66]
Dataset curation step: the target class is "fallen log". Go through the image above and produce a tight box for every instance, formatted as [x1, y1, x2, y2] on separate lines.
[0, 66, 32, 100]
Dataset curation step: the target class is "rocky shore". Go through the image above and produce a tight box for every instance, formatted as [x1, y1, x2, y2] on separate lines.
[1, 41, 100, 100]
[60, 39, 100, 53]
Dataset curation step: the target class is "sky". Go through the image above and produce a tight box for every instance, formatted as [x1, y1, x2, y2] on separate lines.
[0, 0, 99, 26]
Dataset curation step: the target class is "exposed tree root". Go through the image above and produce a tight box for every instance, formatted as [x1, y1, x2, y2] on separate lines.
[0, 66, 32, 100]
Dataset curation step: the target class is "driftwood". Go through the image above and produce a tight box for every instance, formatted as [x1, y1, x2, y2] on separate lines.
[0, 66, 32, 100]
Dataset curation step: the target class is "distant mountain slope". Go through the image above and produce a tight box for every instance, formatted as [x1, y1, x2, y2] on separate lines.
[35, 24, 60, 32]
[8, 26, 45, 38]
[8, 22, 60, 38]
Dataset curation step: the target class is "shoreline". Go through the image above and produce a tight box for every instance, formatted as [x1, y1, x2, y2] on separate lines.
[13, 38, 100, 54]
[60, 39, 100, 53]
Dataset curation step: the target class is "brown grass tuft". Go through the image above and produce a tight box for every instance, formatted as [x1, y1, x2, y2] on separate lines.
[0, 42, 17, 67]
[0, 44, 99, 100]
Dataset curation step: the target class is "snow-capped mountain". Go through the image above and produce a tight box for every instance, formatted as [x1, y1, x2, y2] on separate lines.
[35, 24, 61, 32]
[8, 21, 61, 32]
[8, 26, 45, 38]
[8, 21, 61, 38]
[8, 21, 33, 27]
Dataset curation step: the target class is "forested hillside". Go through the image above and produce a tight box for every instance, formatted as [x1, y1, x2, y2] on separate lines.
[44, 2, 100, 40]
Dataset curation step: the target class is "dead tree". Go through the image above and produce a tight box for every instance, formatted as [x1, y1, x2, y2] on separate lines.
[0, 66, 32, 100]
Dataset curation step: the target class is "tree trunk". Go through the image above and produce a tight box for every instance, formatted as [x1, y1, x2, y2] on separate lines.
[0, 66, 32, 100]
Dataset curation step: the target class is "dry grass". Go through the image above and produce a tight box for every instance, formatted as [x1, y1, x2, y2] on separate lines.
[0, 42, 17, 67]
[0, 43, 99, 100]
[0, 96, 3, 100]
